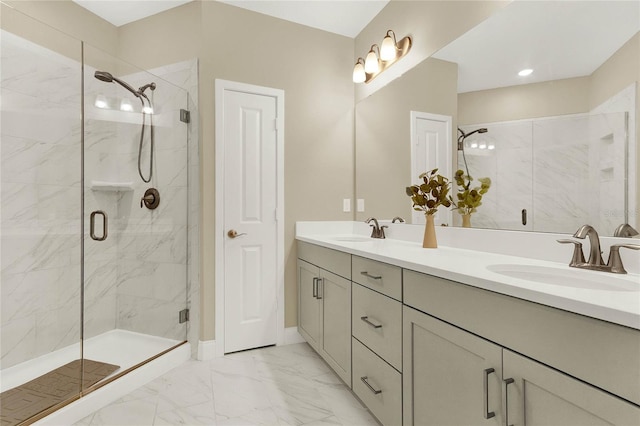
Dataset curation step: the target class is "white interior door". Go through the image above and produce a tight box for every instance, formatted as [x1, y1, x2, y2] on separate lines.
[410, 111, 452, 226]
[222, 89, 278, 353]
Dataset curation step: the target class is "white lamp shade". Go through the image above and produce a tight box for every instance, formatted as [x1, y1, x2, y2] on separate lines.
[353, 62, 366, 83]
[380, 35, 397, 61]
[364, 50, 379, 74]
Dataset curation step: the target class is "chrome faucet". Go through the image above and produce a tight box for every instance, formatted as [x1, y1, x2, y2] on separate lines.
[558, 224, 640, 274]
[613, 223, 639, 238]
[365, 217, 387, 239]
[572, 224, 605, 266]
[392, 216, 405, 223]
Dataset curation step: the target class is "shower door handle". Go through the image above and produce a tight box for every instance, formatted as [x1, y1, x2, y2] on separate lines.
[90, 211, 108, 241]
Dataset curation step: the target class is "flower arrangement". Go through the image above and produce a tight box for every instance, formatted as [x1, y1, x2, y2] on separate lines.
[450, 169, 491, 215]
[405, 168, 452, 215]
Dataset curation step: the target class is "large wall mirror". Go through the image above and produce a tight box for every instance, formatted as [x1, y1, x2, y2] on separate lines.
[355, 1, 639, 237]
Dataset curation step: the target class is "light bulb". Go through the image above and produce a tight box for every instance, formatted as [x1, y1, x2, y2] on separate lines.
[380, 31, 397, 61]
[353, 60, 366, 83]
[120, 98, 133, 112]
[488, 144, 495, 150]
[142, 105, 154, 114]
[518, 68, 533, 77]
[470, 142, 478, 149]
[479, 143, 487, 150]
[364, 48, 379, 74]
[95, 95, 108, 109]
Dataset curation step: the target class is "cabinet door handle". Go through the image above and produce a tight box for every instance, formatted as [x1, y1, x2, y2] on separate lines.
[360, 316, 383, 329]
[503, 378, 515, 426]
[360, 376, 382, 395]
[483, 368, 496, 419]
[317, 278, 323, 299]
[312, 277, 318, 298]
[360, 271, 382, 280]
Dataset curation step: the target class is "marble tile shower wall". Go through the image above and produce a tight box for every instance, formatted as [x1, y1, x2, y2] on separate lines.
[460, 108, 628, 235]
[1, 31, 198, 369]
[1, 31, 83, 368]
[83, 60, 190, 343]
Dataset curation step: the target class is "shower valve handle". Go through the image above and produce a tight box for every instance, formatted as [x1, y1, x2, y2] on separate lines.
[140, 188, 160, 210]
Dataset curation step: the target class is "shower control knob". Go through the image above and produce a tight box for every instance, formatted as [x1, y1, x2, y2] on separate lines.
[140, 188, 160, 210]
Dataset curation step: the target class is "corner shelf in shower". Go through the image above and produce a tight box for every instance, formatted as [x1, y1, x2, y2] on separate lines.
[90, 181, 134, 192]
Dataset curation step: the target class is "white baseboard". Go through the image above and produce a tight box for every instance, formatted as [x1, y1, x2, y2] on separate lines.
[284, 327, 305, 345]
[197, 340, 216, 360]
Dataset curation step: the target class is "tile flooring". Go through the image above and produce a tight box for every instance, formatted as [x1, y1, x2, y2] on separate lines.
[75, 343, 379, 425]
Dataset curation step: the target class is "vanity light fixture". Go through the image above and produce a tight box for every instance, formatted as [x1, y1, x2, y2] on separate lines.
[518, 68, 533, 77]
[353, 29, 412, 84]
[364, 45, 381, 74]
[353, 58, 366, 83]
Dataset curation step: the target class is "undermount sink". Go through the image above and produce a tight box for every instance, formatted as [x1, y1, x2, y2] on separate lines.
[486, 264, 637, 292]
[331, 236, 372, 243]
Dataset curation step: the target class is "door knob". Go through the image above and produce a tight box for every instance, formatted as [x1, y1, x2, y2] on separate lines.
[227, 229, 247, 239]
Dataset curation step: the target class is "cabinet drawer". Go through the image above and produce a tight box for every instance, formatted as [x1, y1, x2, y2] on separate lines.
[352, 338, 402, 426]
[298, 241, 351, 280]
[352, 256, 401, 300]
[352, 283, 402, 371]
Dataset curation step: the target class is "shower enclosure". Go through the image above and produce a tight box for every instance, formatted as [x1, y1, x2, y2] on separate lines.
[1, 6, 189, 424]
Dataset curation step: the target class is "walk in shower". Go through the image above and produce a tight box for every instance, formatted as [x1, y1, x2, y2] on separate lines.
[1, 6, 190, 424]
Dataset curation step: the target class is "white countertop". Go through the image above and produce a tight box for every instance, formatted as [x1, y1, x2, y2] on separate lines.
[296, 226, 640, 330]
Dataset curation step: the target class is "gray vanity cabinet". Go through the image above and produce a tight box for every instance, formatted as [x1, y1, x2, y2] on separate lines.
[297, 242, 352, 386]
[403, 306, 503, 426]
[503, 350, 640, 426]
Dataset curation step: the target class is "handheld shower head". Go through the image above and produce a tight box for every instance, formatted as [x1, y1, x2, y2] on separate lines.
[94, 70, 141, 98]
[457, 127, 488, 150]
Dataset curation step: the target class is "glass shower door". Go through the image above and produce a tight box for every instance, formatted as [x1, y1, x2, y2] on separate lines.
[81, 44, 189, 388]
[1, 5, 84, 424]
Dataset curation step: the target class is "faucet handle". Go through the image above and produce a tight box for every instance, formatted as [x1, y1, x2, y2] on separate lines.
[557, 239, 586, 267]
[380, 225, 388, 239]
[607, 244, 640, 274]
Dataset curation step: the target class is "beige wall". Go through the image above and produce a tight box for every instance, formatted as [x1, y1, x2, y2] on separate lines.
[354, 0, 510, 102]
[4, 0, 118, 56]
[458, 77, 590, 124]
[116, 1, 355, 338]
[355, 58, 457, 221]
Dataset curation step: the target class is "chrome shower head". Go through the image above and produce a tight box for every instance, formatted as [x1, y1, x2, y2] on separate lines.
[94, 70, 141, 98]
[457, 127, 488, 150]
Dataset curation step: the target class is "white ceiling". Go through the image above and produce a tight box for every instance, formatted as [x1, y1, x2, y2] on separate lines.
[432, 1, 640, 93]
[72, 1, 639, 93]
[72, 0, 389, 38]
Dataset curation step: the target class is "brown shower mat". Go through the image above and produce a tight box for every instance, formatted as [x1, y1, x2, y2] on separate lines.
[0, 359, 119, 426]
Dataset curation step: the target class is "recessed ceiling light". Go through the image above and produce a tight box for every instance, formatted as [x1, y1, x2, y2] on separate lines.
[518, 68, 533, 77]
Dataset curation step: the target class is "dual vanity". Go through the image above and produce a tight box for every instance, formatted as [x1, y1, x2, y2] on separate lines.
[296, 221, 640, 425]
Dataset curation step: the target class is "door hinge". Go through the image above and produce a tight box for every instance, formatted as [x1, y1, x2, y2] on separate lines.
[180, 109, 191, 123]
[179, 308, 190, 323]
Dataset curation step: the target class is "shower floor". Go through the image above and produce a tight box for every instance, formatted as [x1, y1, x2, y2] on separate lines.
[0, 329, 181, 393]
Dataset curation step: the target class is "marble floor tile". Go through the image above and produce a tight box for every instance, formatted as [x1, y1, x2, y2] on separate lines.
[75, 343, 377, 426]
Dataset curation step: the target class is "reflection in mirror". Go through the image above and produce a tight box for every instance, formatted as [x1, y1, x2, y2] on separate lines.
[354, 0, 639, 236]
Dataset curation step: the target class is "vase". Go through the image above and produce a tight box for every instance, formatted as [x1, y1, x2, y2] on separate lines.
[423, 214, 437, 248]
[462, 214, 472, 228]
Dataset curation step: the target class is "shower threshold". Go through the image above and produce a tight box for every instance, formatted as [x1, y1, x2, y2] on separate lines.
[0, 330, 189, 425]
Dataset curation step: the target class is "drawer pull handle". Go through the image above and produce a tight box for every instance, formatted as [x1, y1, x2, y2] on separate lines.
[483, 368, 496, 419]
[503, 378, 515, 426]
[360, 271, 382, 280]
[360, 316, 382, 329]
[360, 376, 382, 395]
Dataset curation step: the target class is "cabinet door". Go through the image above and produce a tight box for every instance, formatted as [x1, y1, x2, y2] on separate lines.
[319, 269, 351, 385]
[503, 349, 640, 426]
[297, 260, 321, 351]
[403, 306, 503, 426]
